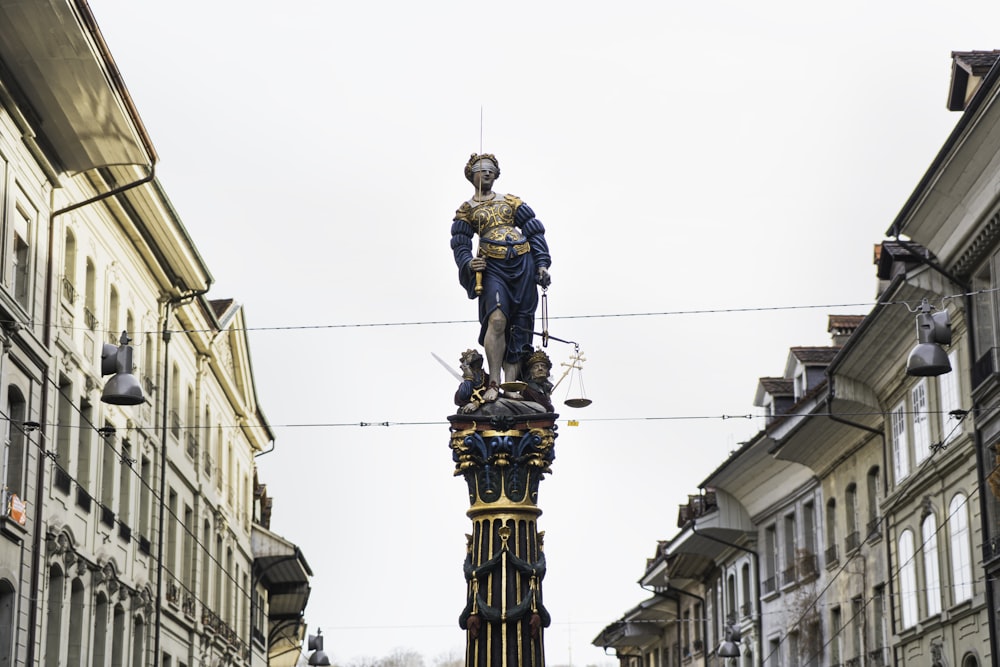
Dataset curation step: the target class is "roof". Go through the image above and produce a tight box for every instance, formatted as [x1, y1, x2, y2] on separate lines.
[952, 50, 1000, 76]
[789, 346, 840, 364]
[758, 377, 793, 395]
[0, 0, 155, 172]
[828, 315, 865, 332]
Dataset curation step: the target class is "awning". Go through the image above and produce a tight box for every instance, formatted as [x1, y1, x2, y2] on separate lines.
[0, 0, 154, 172]
[252, 525, 313, 620]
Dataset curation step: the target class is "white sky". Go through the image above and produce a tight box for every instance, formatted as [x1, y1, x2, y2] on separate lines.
[84, 1, 1000, 665]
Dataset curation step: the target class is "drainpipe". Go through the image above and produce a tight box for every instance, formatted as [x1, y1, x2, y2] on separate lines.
[152, 287, 208, 667]
[689, 520, 763, 665]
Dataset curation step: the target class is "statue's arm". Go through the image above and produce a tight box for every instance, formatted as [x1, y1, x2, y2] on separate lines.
[450, 218, 478, 298]
[516, 203, 551, 286]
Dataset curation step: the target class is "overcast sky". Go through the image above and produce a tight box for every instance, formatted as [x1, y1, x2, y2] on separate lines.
[85, 1, 1000, 664]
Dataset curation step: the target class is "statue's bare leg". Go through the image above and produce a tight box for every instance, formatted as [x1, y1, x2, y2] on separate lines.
[483, 309, 507, 402]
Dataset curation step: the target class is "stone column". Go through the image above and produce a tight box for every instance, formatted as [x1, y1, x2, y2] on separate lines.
[449, 414, 558, 667]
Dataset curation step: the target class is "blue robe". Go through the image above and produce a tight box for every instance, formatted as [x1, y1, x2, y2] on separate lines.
[450, 195, 551, 364]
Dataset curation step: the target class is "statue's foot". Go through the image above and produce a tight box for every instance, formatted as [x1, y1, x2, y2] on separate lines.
[504, 391, 524, 400]
[483, 383, 500, 403]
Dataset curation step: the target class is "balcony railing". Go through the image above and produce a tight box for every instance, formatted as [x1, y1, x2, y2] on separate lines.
[54, 467, 71, 494]
[75, 487, 91, 512]
[972, 347, 998, 391]
[825, 544, 839, 567]
[169, 410, 181, 439]
[186, 434, 198, 461]
[763, 576, 776, 595]
[782, 565, 797, 587]
[183, 592, 197, 620]
[166, 578, 180, 605]
[83, 307, 98, 332]
[204, 450, 213, 477]
[867, 518, 882, 541]
[741, 602, 753, 618]
[100, 505, 115, 527]
[845, 531, 861, 553]
[61, 277, 77, 304]
[868, 648, 887, 666]
[798, 552, 818, 578]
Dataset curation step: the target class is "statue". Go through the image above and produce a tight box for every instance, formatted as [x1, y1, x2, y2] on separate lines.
[451, 153, 551, 403]
[521, 349, 554, 412]
[455, 349, 488, 414]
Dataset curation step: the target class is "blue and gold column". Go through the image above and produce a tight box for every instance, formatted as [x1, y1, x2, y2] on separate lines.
[449, 414, 557, 667]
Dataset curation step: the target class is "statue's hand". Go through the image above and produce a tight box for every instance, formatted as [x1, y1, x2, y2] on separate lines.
[537, 267, 551, 288]
[470, 257, 487, 272]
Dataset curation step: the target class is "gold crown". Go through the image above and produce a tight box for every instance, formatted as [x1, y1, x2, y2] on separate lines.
[526, 349, 552, 370]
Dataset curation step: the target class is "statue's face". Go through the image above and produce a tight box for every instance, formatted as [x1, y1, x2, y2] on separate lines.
[529, 361, 549, 380]
[471, 161, 497, 191]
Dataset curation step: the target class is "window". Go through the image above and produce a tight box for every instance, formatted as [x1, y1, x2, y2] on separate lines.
[741, 563, 751, 616]
[851, 597, 863, 661]
[2, 388, 27, 511]
[100, 423, 116, 510]
[830, 607, 842, 665]
[825, 499, 837, 564]
[62, 228, 76, 305]
[84, 258, 97, 332]
[898, 530, 918, 627]
[912, 380, 931, 464]
[166, 490, 177, 574]
[118, 439, 132, 526]
[77, 399, 93, 494]
[92, 593, 108, 665]
[922, 513, 942, 617]
[11, 196, 34, 310]
[107, 286, 120, 342]
[891, 402, 910, 481]
[139, 456, 151, 537]
[866, 467, 880, 532]
[939, 350, 961, 443]
[873, 586, 887, 656]
[845, 484, 858, 547]
[44, 566, 63, 667]
[783, 513, 797, 585]
[764, 524, 778, 593]
[0, 579, 15, 667]
[949, 494, 973, 603]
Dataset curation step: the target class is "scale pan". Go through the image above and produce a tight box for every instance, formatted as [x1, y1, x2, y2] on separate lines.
[501, 381, 528, 392]
[564, 398, 592, 408]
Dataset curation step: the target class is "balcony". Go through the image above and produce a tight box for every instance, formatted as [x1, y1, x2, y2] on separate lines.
[741, 602, 753, 618]
[798, 552, 819, 579]
[75, 487, 91, 512]
[53, 467, 71, 494]
[169, 410, 181, 439]
[166, 578, 180, 606]
[185, 434, 197, 461]
[117, 522, 131, 543]
[61, 277, 77, 304]
[83, 307, 98, 332]
[972, 347, 999, 391]
[100, 505, 115, 527]
[203, 450, 213, 477]
[825, 544, 839, 567]
[867, 518, 882, 541]
[869, 648, 887, 666]
[845, 531, 861, 553]
[782, 565, 797, 587]
[763, 576, 777, 595]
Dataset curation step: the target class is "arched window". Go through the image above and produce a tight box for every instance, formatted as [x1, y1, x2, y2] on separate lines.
[67, 577, 85, 665]
[84, 259, 97, 332]
[110, 604, 125, 667]
[107, 286, 120, 342]
[44, 565, 64, 667]
[740, 563, 751, 617]
[949, 494, 973, 602]
[0, 579, 15, 667]
[92, 592, 108, 666]
[921, 514, 941, 617]
[131, 615, 145, 666]
[898, 530, 918, 628]
[62, 229, 77, 305]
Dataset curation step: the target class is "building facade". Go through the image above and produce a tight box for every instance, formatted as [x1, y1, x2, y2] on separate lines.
[0, 2, 311, 666]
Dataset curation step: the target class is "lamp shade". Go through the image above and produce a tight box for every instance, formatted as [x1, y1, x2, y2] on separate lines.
[906, 343, 951, 377]
[101, 372, 145, 405]
[718, 640, 741, 658]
